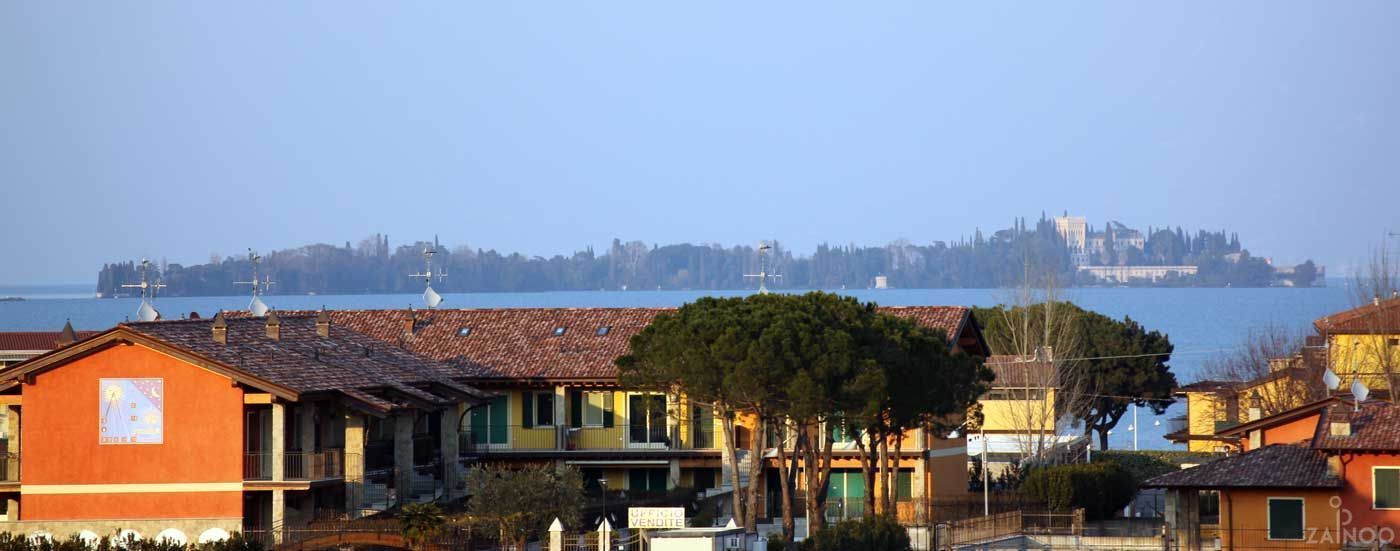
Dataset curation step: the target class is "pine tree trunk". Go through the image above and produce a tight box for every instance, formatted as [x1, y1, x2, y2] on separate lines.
[743, 419, 767, 534]
[722, 413, 744, 527]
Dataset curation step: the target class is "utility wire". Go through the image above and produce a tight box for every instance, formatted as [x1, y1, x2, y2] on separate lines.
[981, 347, 1234, 366]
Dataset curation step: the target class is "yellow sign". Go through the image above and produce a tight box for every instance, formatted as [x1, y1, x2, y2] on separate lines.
[628, 507, 685, 529]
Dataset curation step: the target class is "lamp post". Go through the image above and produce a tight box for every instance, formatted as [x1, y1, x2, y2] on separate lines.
[982, 425, 988, 516]
[599, 478, 608, 528]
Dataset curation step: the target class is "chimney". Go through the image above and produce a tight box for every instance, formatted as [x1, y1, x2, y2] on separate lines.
[1327, 406, 1352, 437]
[265, 310, 281, 341]
[1247, 391, 1263, 422]
[56, 319, 78, 347]
[316, 308, 331, 338]
[402, 307, 416, 335]
[212, 311, 228, 345]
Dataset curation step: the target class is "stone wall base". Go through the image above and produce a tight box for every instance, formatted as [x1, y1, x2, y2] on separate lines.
[0, 518, 243, 544]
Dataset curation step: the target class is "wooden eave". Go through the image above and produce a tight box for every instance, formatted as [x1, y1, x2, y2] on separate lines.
[0, 327, 300, 402]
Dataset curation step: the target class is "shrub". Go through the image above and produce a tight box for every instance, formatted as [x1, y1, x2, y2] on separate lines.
[0, 532, 262, 551]
[1019, 461, 1135, 520]
[800, 515, 910, 551]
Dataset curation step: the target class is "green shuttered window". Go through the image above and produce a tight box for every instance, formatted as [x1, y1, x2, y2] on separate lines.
[1267, 498, 1304, 541]
[1376, 468, 1400, 509]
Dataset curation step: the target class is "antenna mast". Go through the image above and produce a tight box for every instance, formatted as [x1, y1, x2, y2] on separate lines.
[235, 249, 276, 316]
[409, 243, 448, 308]
[743, 241, 782, 294]
[120, 258, 166, 322]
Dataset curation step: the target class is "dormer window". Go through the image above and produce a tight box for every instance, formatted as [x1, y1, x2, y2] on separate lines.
[596, 326, 612, 336]
[457, 327, 472, 337]
[553, 327, 567, 337]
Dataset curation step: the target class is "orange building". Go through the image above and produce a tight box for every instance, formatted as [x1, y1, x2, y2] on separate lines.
[0, 311, 486, 542]
[1147, 395, 1400, 549]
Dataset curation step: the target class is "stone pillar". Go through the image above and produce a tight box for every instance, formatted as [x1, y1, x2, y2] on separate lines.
[6, 403, 19, 521]
[555, 385, 567, 449]
[395, 413, 415, 504]
[343, 413, 366, 515]
[668, 459, 681, 490]
[440, 407, 461, 499]
[548, 518, 564, 551]
[912, 456, 927, 523]
[271, 402, 286, 482]
[598, 518, 613, 550]
[271, 490, 286, 543]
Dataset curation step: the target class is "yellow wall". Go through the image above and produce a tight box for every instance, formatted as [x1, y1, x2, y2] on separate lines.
[490, 389, 725, 450]
[1185, 391, 1234, 452]
[979, 387, 1058, 433]
[1328, 334, 1400, 390]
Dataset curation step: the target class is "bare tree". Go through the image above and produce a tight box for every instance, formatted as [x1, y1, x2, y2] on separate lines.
[1200, 324, 1324, 416]
[984, 265, 1094, 466]
[1344, 245, 1400, 400]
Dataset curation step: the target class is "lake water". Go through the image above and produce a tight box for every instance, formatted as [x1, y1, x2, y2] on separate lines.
[0, 284, 1355, 451]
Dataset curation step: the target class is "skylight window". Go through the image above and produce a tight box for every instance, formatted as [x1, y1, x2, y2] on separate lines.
[457, 327, 472, 337]
[553, 326, 567, 336]
[596, 326, 612, 336]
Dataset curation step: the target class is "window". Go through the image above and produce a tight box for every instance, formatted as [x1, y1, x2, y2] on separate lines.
[553, 327, 567, 336]
[1376, 468, 1400, 509]
[585, 392, 608, 426]
[896, 470, 913, 502]
[596, 326, 611, 336]
[456, 327, 471, 337]
[1266, 498, 1304, 540]
[628, 468, 668, 493]
[1389, 338, 1399, 347]
[533, 392, 554, 427]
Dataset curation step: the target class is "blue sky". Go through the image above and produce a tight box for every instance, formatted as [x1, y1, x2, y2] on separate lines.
[2, 2, 1397, 285]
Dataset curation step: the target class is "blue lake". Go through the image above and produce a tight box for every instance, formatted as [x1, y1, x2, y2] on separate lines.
[0, 285, 1354, 451]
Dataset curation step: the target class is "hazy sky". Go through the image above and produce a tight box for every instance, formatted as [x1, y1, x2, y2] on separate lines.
[3, 2, 1398, 285]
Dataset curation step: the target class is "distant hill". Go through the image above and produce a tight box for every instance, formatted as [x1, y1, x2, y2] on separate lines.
[95, 217, 1319, 297]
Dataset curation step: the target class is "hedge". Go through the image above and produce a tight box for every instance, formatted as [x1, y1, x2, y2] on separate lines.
[1018, 461, 1136, 520]
[800, 515, 910, 551]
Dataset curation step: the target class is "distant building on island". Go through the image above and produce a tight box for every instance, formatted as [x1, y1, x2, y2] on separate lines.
[1076, 265, 1199, 284]
[874, 275, 889, 289]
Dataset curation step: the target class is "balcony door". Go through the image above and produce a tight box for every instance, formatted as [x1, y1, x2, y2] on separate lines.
[628, 394, 667, 448]
[468, 396, 509, 447]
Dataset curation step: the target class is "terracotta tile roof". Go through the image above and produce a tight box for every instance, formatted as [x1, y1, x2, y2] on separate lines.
[0, 330, 98, 351]
[1142, 444, 1340, 489]
[241, 306, 978, 382]
[984, 357, 1057, 388]
[122, 315, 488, 411]
[1314, 400, 1400, 452]
[1315, 296, 1400, 334]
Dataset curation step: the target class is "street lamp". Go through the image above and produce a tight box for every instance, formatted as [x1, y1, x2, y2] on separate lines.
[599, 478, 609, 528]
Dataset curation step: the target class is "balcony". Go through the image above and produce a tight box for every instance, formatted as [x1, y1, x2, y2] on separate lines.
[459, 423, 718, 454]
[244, 450, 347, 482]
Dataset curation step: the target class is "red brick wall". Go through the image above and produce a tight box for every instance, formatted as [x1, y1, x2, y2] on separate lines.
[20, 343, 244, 520]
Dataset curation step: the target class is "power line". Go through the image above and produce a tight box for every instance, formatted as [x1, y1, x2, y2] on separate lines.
[982, 348, 1234, 366]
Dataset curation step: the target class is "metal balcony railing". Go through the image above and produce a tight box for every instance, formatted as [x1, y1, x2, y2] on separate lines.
[286, 449, 345, 481]
[244, 450, 347, 481]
